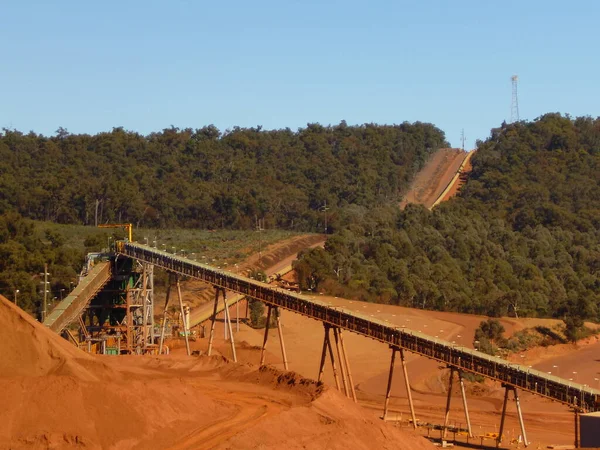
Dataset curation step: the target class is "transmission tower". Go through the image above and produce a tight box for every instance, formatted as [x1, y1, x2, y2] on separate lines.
[510, 75, 520, 123]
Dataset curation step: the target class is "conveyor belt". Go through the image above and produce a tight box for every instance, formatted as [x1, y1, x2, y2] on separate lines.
[43, 261, 112, 333]
[117, 241, 600, 412]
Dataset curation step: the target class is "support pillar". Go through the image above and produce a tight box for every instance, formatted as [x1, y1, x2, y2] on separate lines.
[260, 304, 272, 366]
[497, 386, 529, 448]
[158, 274, 172, 354]
[326, 327, 342, 390]
[141, 264, 148, 348]
[443, 367, 455, 439]
[338, 329, 357, 402]
[317, 324, 330, 383]
[497, 386, 510, 447]
[207, 288, 220, 356]
[383, 347, 397, 419]
[236, 298, 240, 333]
[333, 327, 350, 397]
[176, 276, 190, 356]
[574, 409, 580, 449]
[400, 348, 418, 429]
[458, 371, 473, 438]
[275, 307, 289, 370]
[222, 290, 237, 362]
[513, 388, 528, 447]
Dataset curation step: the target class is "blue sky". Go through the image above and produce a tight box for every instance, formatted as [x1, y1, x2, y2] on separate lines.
[1, 0, 599, 148]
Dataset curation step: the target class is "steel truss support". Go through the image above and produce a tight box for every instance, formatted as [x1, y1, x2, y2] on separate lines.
[383, 346, 417, 429]
[260, 304, 273, 366]
[400, 347, 418, 429]
[206, 287, 236, 361]
[275, 307, 289, 370]
[383, 346, 397, 419]
[207, 287, 222, 356]
[258, 305, 286, 369]
[442, 367, 455, 439]
[222, 289, 237, 362]
[442, 367, 474, 439]
[574, 408, 580, 448]
[126, 261, 155, 353]
[336, 328, 356, 402]
[317, 324, 329, 383]
[317, 323, 341, 390]
[458, 370, 474, 438]
[158, 273, 173, 354]
[176, 275, 190, 356]
[497, 385, 528, 448]
[333, 327, 350, 397]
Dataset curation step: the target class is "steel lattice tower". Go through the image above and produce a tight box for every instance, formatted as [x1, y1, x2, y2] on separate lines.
[510, 75, 520, 123]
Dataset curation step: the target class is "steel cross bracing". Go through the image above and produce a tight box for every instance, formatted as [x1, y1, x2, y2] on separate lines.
[117, 241, 600, 412]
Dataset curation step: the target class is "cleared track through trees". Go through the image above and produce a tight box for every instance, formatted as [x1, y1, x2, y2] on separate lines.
[117, 241, 600, 412]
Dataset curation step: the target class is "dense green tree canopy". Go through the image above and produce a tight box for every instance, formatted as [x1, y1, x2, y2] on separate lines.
[0, 122, 446, 230]
[0, 212, 82, 313]
[297, 114, 600, 321]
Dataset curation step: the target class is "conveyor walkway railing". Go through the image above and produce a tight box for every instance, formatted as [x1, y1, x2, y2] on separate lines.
[117, 241, 600, 412]
[43, 261, 112, 333]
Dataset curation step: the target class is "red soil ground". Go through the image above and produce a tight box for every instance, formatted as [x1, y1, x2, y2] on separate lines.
[198, 296, 600, 449]
[0, 295, 434, 450]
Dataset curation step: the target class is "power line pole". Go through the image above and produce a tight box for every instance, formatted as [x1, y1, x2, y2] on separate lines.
[40, 264, 50, 321]
[461, 129, 466, 151]
[511, 75, 520, 124]
[321, 201, 330, 234]
[256, 217, 264, 266]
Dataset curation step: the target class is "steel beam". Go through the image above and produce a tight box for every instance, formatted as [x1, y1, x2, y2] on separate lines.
[400, 348, 418, 429]
[158, 274, 172, 354]
[497, 386, 510, 447]
[383, 347, 397, 419]
[574, 409, 579, 448]
[443, 367, 455, 439]
[207, 288, 220, 356]
[260, 304, 272, 366]
[176, 276, 190, 356]
[275, 307, 289, 370]
[317, 324, 329, 383]
[222, 290, 237, 362]
[458, 370, 473, 438]
[513, 387, 528, 447]
[333, 327, 350, 397]
[338, 329, 357, 402]
[326, 327, 342, 390]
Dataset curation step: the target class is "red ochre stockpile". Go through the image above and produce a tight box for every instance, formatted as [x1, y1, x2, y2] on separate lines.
[0, 295, 432, 450]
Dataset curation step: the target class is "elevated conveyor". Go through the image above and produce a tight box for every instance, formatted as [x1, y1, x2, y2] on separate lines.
[188, 264, 295, 328]
[117, 241, 600, 412]
[43, 261, 112, 333]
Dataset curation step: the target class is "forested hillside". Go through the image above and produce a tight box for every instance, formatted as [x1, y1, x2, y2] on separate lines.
[0, 212, 82, 313]
[294, 114, 600, 322]
[0, 122, 446, 230]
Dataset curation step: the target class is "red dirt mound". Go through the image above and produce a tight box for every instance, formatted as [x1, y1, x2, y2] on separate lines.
[0, 296, 107, 380]
[0, 296, 434, 450]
